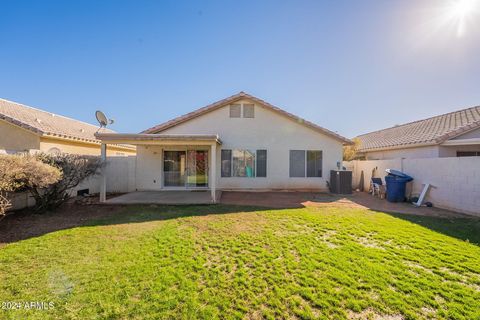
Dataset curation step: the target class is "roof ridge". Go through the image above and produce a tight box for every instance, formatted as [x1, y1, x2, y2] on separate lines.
[356, 105, 480, 138]
[0, 97, 103, 130]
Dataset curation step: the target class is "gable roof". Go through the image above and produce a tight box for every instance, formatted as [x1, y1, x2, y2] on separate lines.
[142, 92, 353, 145]
[0, 98, 123, 146]
[357, 106, 480, 152]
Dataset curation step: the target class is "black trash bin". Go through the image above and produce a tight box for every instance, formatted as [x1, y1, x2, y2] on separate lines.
[384, 169, 413, 202]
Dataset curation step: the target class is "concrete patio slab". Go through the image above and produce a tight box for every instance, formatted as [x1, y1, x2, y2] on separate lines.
[106, 191, 213, 205]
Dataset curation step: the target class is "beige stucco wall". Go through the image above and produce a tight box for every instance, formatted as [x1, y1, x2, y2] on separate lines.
[363, 127, 480, 160]
[346, 158, 480, 216]
[136, 99, 344, 191]
[364, 146, 440, 160]
[40, 137, 135, 156]
[365, 142, 480, 159]
[438, 145, 480, 157]
[0, 120, 135, 156]
[0, 120, 40, 153]
[136, 145, 163, 190]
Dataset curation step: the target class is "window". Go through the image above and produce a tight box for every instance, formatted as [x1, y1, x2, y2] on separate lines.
[221, 150, 232, 177]
[256, 150, 267, 177]
[289, 150, 323, 177]
[233, 149, 255, 177]
[230, 104, 241, 118]
[222, 149, 265, 177]
[243, 104, 255, 118]
[307, 150, 322, 177]
[289, 150, 306, 177]
[457, 151, 480, 157]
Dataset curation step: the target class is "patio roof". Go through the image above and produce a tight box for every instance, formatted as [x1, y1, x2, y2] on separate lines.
[95, 133, 222, 145]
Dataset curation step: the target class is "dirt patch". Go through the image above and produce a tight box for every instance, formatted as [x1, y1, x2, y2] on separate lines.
[185, 212, 269, 236]
[403, 261, 434, 276]
[317, 230, 339, 248]
[290, 295, 322, 318]
[421, 306, 437, 318]
[348, 308, 404, 320]
[353, 233, 386, 250]
[0, 202, 125, 245]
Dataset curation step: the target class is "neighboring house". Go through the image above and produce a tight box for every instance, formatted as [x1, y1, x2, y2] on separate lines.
[96, 92, 352, 202]
[0, 98, 135, 156]
[356, 106, 480, 160]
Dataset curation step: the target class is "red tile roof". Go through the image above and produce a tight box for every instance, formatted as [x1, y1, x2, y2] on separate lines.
[357, 106, 480, 152]
[142, 92, 353, 145]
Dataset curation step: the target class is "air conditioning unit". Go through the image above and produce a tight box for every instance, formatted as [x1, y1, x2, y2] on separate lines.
[329, 170, 352, 194]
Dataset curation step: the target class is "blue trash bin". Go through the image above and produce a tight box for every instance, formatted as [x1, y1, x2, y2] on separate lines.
[385, 170, 413, 203]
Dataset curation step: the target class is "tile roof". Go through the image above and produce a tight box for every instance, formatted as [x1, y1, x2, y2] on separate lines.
[142, 92, 353, 145]
[357, 106, 480, 152]
[0, 98, 125, 146]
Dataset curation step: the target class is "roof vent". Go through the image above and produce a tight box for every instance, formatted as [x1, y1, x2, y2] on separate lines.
[36, 118, 42, 123]
[80, 129, 85, 133]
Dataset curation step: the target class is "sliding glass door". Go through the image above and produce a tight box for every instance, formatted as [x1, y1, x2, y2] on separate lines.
[186, 150, 208, 187]
[163, 151, 186, 187]
[163, 150, 208, 188]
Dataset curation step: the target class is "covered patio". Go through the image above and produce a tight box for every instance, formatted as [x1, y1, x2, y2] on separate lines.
[95, 133, 222, 203]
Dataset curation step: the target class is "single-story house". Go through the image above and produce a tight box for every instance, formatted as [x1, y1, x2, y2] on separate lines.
[356, 106, 480, 160]
[95, 92, 352, 202]
[0, 98, 135, 156]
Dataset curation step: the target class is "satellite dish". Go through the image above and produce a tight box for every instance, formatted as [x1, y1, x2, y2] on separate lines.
[95, 110, 114, 128]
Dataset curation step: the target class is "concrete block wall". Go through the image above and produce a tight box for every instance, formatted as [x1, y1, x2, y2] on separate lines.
[345, 157, 480, 216]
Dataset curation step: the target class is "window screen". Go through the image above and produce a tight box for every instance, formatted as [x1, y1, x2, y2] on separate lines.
[289, 150, 306, 177]
[306, 150, 322, 177]
[256, 150, 267, 177]
[243, 104, 255, 118]
[221, 149, 232, 177]
[229, 104, 241, 118]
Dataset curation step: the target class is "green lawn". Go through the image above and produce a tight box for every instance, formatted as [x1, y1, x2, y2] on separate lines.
[1, 205, 479, 319]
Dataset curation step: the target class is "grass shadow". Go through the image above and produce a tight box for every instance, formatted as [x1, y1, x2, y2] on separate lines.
[0, 204, 276, 245]
[86, 204, 272, 226]
[385, 212, 480, 245]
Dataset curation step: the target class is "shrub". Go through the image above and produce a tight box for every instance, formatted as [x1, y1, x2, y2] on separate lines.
[0, 155, 62, 217]
[31, 153, 101, 213]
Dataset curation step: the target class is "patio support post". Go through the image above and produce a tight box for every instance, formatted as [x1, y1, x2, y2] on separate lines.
[211, 143, 217, 203]
[100, 143, 107, 203]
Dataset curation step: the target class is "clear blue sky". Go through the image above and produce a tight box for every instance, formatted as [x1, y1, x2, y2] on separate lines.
[1, 0, 479, 137]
